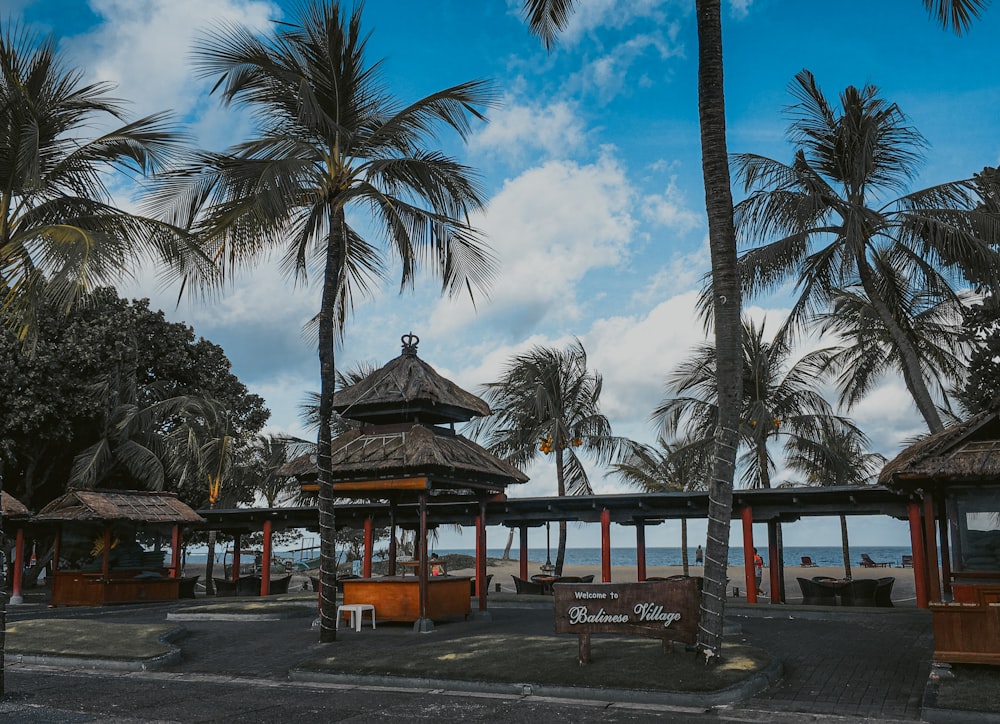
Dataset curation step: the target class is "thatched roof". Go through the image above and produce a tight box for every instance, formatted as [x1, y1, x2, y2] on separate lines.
[333, 336, 490, 425]
[280, 423, 528, 490]
[33, 489, 205, 524]
[2, 491, 30, 518]
[879, 411, 1000, 489]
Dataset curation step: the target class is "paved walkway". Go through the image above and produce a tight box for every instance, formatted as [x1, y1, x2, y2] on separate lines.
[2, 596, 937, 722]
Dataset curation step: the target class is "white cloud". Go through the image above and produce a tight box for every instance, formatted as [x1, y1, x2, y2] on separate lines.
[641, 176, 700, 232]
[577, 30, 684, 102]
[471, 97, 588, 161]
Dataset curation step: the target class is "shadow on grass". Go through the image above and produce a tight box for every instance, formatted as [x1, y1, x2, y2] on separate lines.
[930, 663, 1000, 714]
[7, 619, 178, 660]
[300, 633, 771, 693]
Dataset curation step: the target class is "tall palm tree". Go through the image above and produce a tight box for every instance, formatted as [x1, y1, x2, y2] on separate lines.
[149, 1, 495, 642]
[610, 436, 710, 575]
[0, 23, 199, 342]
[818, 249, 971, 422]
[733, 69, 1000, 433]
[471, 339, 622, 575]
[520, 0, 989, 662]
[785, 426, 886, 581]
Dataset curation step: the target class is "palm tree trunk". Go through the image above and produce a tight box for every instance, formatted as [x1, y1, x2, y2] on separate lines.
[205, 530, 217, 596]
[840, 514, 852, 581]
[317, 212, 346, 643]
[681, 518, 689, 576]
[554, 447, 567, 576]
[695, 0, 742, 662]
[502, 527, 514, 561]
[855, 260, 944, 432]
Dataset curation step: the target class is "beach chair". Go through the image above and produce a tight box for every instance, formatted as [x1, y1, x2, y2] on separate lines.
[901, 555, 913, 568]
[860, 553, 890, 568]
[801, 556, 818, 567]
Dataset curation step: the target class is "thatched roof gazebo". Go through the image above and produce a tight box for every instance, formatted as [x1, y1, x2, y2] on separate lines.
[880, 410, 1000, 664]
[1, 491, 30, 518]
[33, 489, 204, 607]
[283, 333, 528, 631]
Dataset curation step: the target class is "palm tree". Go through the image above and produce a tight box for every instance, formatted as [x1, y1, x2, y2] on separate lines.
[0, 23, 199, 342]
[149, 2, 495, 642]
[610, 436, 710, 575]
[818, 249, 971, 423]
[471, 339, 623, 575]
[520, 0, 989, 662]
[733, 69, 1000, 434]
[785, 426, 886, 581]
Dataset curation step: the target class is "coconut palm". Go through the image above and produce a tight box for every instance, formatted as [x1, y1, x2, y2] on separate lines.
[733, 69, 1000, 434]
[785, 426, 886, 581]
[149, 2, 495, 641]
[471, 339, 623, 575]
[0, 23, 200, 342]
[610, 436, 711, 575]
[521, 0, 989, 660]
[656, 319, 863, 491]
[818, 248, 971, 422]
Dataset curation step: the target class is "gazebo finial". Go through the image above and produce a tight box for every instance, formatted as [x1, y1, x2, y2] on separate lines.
[401, 332, 419, 356]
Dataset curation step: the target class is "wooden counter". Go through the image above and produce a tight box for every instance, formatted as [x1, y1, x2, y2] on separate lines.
[342, 576, 471, 623]
[50, 569, 179, 607]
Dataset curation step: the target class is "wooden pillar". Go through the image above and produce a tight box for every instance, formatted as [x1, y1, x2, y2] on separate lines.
[477, 500, 488, 612]
[10, 527, 24, 604]
[387, 503, 397, 576]
[260, 520, 272, 596]
[363, 517, 374, 578]
[101, 527, 111, 579]
[742, 505, 757, 604]
[635, 521, 647, 582]
[908, 501, 929, 608]
[923, 494, 942, 603]
[170, 525, 182, 578]
[415, 493, 432, 632]
[767, 519, 781, 603]
[232, 533, 241, 583]
[52, 531, 60, 572]
[936, 496, 952, 596]
[600, 508, 612, 582]
[519, 525, 529, 580]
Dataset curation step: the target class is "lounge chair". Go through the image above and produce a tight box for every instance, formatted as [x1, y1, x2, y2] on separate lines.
[801, 556, 818, 567]
[839, 579, 878, 607]
[874, 577, 895, 607]
[860, 553, 890, 568]
[901, 555, 913, 568]
[797, 577, 839, 605]
[511, 575, 546, 595]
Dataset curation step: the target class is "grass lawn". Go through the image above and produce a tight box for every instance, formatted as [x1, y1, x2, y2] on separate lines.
[7, 619, 178, 660]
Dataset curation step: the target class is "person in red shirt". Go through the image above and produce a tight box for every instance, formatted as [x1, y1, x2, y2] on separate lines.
[753, 548, 764, 594]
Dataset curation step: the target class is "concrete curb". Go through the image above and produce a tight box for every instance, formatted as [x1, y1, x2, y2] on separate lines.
[288, 655, 783, 708]
[8, 625, 187, 672]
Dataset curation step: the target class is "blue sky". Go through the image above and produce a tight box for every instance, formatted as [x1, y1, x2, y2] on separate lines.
[13, 1, 1000, 549]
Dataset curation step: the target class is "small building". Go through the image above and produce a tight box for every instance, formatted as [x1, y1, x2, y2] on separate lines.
[880, 410, 1000, 664]
[32, 488, 205, 607]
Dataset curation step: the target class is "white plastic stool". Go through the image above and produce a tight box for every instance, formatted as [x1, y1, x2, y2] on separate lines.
[337, 603, 376, 631]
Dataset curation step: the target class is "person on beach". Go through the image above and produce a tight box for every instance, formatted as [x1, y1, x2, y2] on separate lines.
[695, 545, 703, 565]
[753, 548, 764, 594]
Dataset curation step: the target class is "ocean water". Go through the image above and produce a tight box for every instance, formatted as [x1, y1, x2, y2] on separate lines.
[178, 545, 912, 568]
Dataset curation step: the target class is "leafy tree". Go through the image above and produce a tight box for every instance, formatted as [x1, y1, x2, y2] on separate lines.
[152, 1, 495, 642]
[961, 293, 1000, 414]
[520, 0, 989, 661]
[733, 70, 1000, 433]
[610, 436, 710, 575]
[471, 339, 623, 575]
[0, 287, 267, 510]
[0, 22, 205, 342]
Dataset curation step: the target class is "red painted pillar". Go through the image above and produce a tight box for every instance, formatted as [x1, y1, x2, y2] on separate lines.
[170, 525, 182, 578]
[908, 501, 929, 608]
[477, 501, 488, 612]
[232, 534, 241, 583]
[635, 521, 647, 582]
[742, 505, 757, 604]
[363, 517, 374, 578]
[11, 528, 24, 603]
[519, 526, 529, 581]
[767, 520, 780, 603]
[601, 509, 612, 582]
[260, 520, 272, 596]
[923, 495, 942, 603]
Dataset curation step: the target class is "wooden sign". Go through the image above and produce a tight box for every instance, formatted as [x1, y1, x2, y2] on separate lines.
[553, 578, 701, 664]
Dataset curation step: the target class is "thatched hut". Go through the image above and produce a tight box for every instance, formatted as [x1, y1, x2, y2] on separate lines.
[880, 411, 1000, 664]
